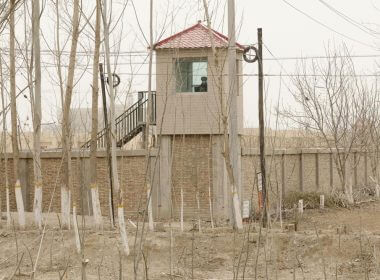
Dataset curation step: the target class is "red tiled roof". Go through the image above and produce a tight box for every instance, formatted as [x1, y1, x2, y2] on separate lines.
[154, 22, 245, 50]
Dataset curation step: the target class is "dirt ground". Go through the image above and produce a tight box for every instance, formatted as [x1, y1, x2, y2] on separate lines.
[1, 202, 380, 279]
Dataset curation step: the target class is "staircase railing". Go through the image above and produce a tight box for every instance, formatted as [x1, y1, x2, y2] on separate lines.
[81, 91, 156, 149]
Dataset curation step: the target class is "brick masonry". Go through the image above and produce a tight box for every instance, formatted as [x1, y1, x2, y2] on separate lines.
[0, 138, 376, 220]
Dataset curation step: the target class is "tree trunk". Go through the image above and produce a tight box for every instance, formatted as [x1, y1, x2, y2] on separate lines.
[0, 52, 10, 228]
[32, 0, 43, 230]
[89, 0, 102, 230]
[102, 1, 129, 255]
[208, 135, 214, 229]
[9, 0, 25, 229]
[73, 205, 81, 253]
[180, 134, 185, 232]
[61, 0, 80, 229]
[202, 0, 242, 229]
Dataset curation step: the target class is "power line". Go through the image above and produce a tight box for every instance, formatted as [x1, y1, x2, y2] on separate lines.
[317, 0, 378, 38]
[262, 43, 294, 93]
[110, 72, 380, 78]
[282, 0, 376, 49]
[262, 54, 380, 61]
[3, 61, 379, 78]
[0, 48, 149, 56]
[6, 49, 380, 63]
[28, 53, 380, 68]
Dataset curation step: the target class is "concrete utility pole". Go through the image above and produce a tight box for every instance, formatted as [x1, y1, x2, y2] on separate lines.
[146, 0, 154, 232]
[99, 63, 114, 227]
[257, 28, 267, 227]
[228, 0, 242, 228]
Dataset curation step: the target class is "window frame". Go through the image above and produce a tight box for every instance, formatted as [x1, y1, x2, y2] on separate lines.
[174, 57, 208, 93]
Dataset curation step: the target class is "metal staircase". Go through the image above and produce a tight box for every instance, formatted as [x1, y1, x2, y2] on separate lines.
[82, 91, 156, 149]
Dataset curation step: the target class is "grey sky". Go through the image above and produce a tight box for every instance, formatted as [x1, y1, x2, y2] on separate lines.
[1, 0, 379, 132]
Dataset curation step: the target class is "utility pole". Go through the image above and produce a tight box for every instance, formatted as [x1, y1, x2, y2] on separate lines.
[99, 63, 115, 227]
[257, 28, 267, 227]
[228, 0, 242, 229]
[145, 0, 154, 231]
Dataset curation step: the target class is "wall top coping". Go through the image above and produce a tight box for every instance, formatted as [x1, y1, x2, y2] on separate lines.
[242, 147, 366, 156]
[0, 149, 157, 159]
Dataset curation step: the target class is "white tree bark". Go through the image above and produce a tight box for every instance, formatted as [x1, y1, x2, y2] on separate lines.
[89, 0, 102, 230]
[91, 187, 102, 227]
[9, 0, 25, 229]
[61, 0, 80, 229]
[118, 206, 129, 255]
[147, 183, 154, 231]
[202, 0, 243, 229]
[15, 180, 25, 228]
[73, 205, 81, 253]
[32, 0, 43, 230]
[61, 188, 71, 229]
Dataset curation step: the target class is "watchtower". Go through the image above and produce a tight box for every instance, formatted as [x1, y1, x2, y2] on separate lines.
[152, 21, 245, 219]
[154, 21, 244, 135]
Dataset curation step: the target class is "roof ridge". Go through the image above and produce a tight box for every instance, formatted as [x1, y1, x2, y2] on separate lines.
[197, 23, 228, 45]
[154, 22, 201, 48]
[154, 22, 245, 50]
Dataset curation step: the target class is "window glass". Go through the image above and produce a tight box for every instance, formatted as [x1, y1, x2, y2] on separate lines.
[175, 58, 208, 92]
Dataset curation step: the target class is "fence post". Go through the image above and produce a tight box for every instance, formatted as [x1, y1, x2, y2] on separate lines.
[315, 150, 320, 191]
[365, 151, 368, 186]
[354, 151, 358, 187]
[281, 152, 286, 200]
[330, 152, 334, 191]
[299, 150, 303, 192]
[320, 194, 324, 209]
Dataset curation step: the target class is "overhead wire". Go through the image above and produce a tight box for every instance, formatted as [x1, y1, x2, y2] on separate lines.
[281, 0, 376, 49]
[316, 0, 378, 38]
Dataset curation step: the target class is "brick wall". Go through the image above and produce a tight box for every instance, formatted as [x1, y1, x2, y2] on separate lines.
[171, 134, 213, 220]
[0, 151, 148, 219]
[0, 140, 376, 220]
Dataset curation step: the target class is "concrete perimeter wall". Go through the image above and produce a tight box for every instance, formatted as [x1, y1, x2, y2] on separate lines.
[242, 148, 372, 212]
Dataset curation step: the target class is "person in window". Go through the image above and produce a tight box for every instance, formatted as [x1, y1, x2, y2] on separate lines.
[195, 76, 207, 92]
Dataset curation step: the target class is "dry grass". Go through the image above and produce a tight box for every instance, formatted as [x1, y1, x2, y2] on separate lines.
[283, 191, 349, 209]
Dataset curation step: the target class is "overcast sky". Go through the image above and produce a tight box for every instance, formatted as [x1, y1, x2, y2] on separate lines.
[2, 0, 380, 132]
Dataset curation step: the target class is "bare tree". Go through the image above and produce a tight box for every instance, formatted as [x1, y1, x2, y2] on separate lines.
[0, 51, 11, 228]
[61, 0, 80, 229]
[362, 79, 380, 192]
[282, 46, 371, 199]
[32, 0, 43, 229]
[89, 0, 102, 230]
[9, 0, 25, 229]
[0, 0, 21, 32]
[202, 0, 243, 229]
[101, 0, 129, 255]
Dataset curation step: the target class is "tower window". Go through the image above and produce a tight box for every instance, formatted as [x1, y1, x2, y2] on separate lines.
[175, 58, 208, 93]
